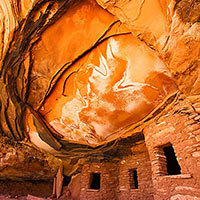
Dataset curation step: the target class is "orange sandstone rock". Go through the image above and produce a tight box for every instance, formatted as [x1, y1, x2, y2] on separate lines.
[37, 34, 177, 146]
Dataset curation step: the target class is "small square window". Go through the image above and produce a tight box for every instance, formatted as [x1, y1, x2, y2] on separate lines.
[129, 168, 138, 189]
[89, 173, 100, 190]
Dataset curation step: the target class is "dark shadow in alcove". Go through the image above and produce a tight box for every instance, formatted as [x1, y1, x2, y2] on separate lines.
[63, 175, 71, 186]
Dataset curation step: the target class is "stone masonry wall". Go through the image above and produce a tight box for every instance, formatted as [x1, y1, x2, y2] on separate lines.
[79, 141, 154, 200]
[118, 142, 154, 200]
[80, 161, 119, 200]
[144, 100, 200, 200]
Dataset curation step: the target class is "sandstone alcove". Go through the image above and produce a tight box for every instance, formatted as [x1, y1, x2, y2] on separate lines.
[0, 0, 200, 199]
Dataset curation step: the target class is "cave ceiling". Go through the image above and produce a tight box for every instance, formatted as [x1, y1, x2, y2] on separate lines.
[0, 0, 199, 158]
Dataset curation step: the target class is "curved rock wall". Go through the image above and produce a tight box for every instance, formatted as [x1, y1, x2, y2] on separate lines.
[0, 1, 199, 196]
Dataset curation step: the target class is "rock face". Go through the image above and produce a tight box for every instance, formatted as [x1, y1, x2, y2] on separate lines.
[0, 0, 179, 152]
[0, 0, 200, 199]
[0, 137, 60, 180]
[96, 0, 200, 98]
[38, 33, 177, 146]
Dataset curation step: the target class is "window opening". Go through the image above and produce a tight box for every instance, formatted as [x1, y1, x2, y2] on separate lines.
[163, 144, 181, 175]
[89, 173, 100, 190]
[129, 168, 138, 189]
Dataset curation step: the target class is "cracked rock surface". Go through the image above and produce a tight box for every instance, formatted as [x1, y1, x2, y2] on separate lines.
[0, 0, 199, 179]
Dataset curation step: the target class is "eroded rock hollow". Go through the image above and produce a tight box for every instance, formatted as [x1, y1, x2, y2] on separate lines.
[0, 0, 200, 199]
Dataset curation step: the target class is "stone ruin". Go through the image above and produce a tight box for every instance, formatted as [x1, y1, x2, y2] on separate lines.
[0, 0, 200, 199]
